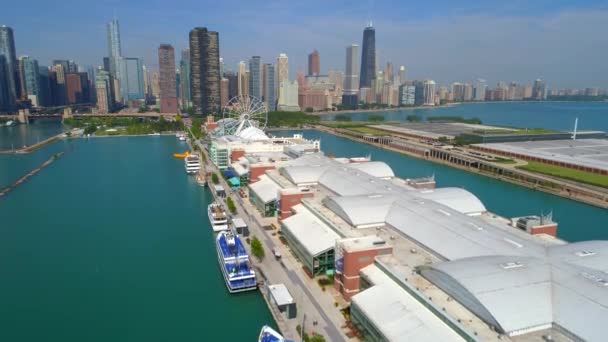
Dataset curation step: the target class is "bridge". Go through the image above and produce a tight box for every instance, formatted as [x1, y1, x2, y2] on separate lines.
[5, 109, 178, 124]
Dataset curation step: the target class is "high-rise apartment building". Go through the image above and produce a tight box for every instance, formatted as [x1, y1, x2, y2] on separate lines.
[158, 44, 178, 113]
[398, 84, 415, 106]
[0, 25, 18, 112]
[51, 63, 67, 105]
[308, 50, 320, 76]
[278, 80, 299, 111]
[189, 27, 221, 115]
[96, 69, 113, 113]
[277, 53, 289, 85]
[263, 63, 276, 111]
[225, 72, 238, 99]
[37, 66, 51, 106]
[237, 61, 248, 97]
[66, 72, 85, 104]
[384, 62, 393, 83]
[463, 83, 473, 101]
[180, 49, 191, 108]
[423, 80, 436, 106]
[474, 79, 487, 101]
[248, 56, 261, 99]
[343, 44, 359, 94]
[359, 23, 376, 88]
[151, 72, 160, 98]
[220, 78, 229, 108]
[532, 79, 547, 100]
[398, 66, 406, 85]
[451, 82, 465, 102]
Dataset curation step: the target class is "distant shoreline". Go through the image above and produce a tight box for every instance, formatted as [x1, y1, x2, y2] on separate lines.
[313, 102, 460, 116]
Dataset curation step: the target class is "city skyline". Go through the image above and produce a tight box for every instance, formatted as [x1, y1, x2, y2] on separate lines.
[3, 0, 608, 88]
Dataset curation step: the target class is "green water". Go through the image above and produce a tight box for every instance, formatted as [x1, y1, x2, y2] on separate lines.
[0, 119, 65, 150]
[273, 130, 608, 242]
[0, 136, 274, 341]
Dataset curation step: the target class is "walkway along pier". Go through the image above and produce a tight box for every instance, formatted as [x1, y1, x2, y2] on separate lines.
[315, 125, 608, 209]
[0, 152, 65, 198]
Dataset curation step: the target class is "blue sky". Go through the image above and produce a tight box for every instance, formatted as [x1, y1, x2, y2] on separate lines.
[4, 0, 608, 88]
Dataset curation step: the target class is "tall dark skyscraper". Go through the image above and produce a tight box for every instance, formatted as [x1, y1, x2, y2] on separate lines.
[0, 25, 18, 112]
[189, 27, 221, 115]
[158, 44, 178, 113]
[248, 56, 261, 99]
[307, 50, 320, 76]
[359, 23, 376, 88]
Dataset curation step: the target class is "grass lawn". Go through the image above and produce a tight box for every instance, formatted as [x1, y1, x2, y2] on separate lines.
[517, 161, 608, 188]
[348, 126, 391, 136]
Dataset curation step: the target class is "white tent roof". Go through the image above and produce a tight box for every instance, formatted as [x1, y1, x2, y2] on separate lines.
[248, 175, 281, 204]
[281, 204, 340, 257]
[323, 194, 397, 227]
[349, 161, 395, 179]
[415, 188, 486, 215]
[237, 126, 269, 140]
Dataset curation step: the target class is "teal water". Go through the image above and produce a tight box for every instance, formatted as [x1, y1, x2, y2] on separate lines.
[0, 136, 274, 341]
[0, 119, 65, 150]
[323, 101, 608, 132]
[273, 129, 608, 242]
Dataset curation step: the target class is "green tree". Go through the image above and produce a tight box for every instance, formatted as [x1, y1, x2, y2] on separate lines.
[406, 114, 421, 122]
[367, 114, 384, 122]
[251, 236, 265, 261]
[84, 124, 97, 135]
[226, 197, 237, 214]
[211, 173, 219, 185]
[334, 114, 352, 122]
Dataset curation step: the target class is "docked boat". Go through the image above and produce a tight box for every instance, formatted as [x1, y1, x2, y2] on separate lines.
[173, 151, 190, 159]
[216, 231, 257, 293]
[5, 120, 14, 127]
[196, 174, 206, 187]
[184, 154, 201, 174]
[258, 325, 293, 342]
[176, 132, 186, 141]
[208, 202, 228, 231]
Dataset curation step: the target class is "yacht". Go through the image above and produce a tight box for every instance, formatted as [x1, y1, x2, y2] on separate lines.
[258, 325, 293, 342]
[216, 231, 257, 293]
[184, 155, 201, 174]
[207, 202, 228, 231]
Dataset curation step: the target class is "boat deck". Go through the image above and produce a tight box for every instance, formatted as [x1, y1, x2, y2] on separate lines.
[218, 234, 249, 259]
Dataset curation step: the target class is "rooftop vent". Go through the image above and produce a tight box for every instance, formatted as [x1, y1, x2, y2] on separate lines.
[503, 238, 524, 248]
[575, 251, 596, 257]
[500, 261, 524, 269]
[437, 209, 451, 216]
[468, 223, 484, 231]
[581, 272, 608, 287]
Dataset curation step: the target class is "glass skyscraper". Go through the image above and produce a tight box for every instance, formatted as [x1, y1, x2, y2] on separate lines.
[21, 56, 40, 103]
[248, 56, 261, 99]
[118, 57, 144, 101]
[106, 18, 122, 77]
[359, 23, 376, 89]
[263, 63, 276, 111]
[180, 49, 191, 109]
[0, 25, 18, 112]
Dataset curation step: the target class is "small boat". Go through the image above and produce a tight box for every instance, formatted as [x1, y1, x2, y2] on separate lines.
[5, 120, 14, 126]
[208, 202, 228, 232]
[179, 135, 186, 141]
[216, 231, 257, 293]
[196, 174, 206, 187]
[148, 132, 160, 136]
[173, 151, 190, 159]
[258, 325, 293, 342]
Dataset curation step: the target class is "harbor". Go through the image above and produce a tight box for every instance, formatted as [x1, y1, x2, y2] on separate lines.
[2, 101, 608, 341]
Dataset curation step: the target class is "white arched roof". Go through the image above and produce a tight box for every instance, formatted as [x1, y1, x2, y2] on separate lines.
[415, 188, 486, 215]
[349, 161, 395, 179]
[237, 126, 269, 140]
[322, 194, 397, 228]
[280, 165, 330, 186]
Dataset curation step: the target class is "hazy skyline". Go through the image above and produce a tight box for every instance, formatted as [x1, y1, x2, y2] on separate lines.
[4, 0, 608, 88]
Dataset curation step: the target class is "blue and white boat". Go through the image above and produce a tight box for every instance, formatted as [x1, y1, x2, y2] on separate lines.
[216, 231, 257, 293]
[258, 325, 293, 342]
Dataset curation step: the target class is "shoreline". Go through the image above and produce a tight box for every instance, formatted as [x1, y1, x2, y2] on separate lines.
[313, 102, 460, 116]
[311, 125, 608, 209]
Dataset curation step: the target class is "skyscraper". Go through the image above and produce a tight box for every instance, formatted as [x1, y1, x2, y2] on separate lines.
[474, 79, 487, 101]
[263, 63, 276, 111]
[398, 66, 406, 85]
[220, 78, 229, 108]
[158, 44, 178, 113]
[342, 44, 359, 106]
[180, 49, 191, 109]
[307, 50, 320, 76]
[423, 80, 436, 106]
[106, 18, 122, 77]
[0, 25, 18, 111]
[118, 57, 144, 102]
[532, 79, 547, 100]
[359, 23, 376, 89]
[277, 53, 289, 85]
[248, 56, 261, 99]
[237, 61, 248, 97]
[20, 56, 40, 105]
[189, 27, 221, 115]
[384, 62, 393, 83]
[51, 63, 67, 105]
[96, 68, 113, 113]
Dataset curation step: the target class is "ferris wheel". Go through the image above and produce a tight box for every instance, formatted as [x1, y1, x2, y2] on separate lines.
[219, 95, 268, 136]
